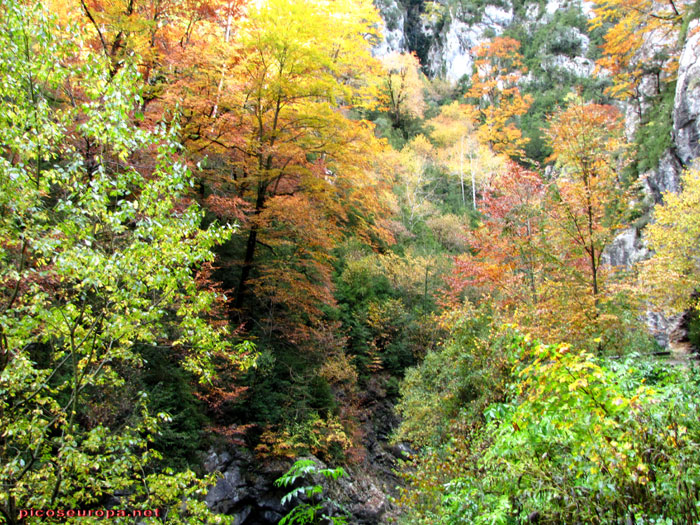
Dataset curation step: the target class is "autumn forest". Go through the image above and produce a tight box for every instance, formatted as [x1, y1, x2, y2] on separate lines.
[2, 0, 700, 523]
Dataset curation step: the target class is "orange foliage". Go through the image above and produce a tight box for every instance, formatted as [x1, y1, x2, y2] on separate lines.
[591, 0, 686, 99]
[466, 37, 532, 158]
[544, 99, 627, 299]
[66, 0, 395, 349]
[537, 99, 632, 345]
[446, 100, 633, 348]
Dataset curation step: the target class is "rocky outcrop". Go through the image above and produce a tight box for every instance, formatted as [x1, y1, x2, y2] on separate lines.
[373, 0, 595, 82]
[204, 449, 289, 524]
[601, 227, 648, 268]
[641, 150, 684, 204]
[204, 376, 406, 524]
[627, 21, 700, 210]
[673, 20, 700, 167]
[373, 0, 407, 56]
[205, 448, 397, 524]
[646, 310, 688, 349]
[205, 448, 394, 525]
[601, 224, 690, 349]
[607, 19, 700, 349]
[422, 6, 513, 80]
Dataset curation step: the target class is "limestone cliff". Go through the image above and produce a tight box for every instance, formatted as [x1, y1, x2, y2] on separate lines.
[373, 0, 595, 82]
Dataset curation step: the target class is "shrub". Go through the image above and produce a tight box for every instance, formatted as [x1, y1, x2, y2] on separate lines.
[440, 345, 700, 524]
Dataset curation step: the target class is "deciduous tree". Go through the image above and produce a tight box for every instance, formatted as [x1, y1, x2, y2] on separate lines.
[541, 98, 633, 347]
[591, 0, 687, 100]
[641, 168, 700, 312]
[545, 99, 628, 303]
[377, 51, 427, 133]
[448, 162, 546, 311]
[181, 0, 391, 339]
[466, 37, 533, 159]
[0, 3, 248, 521]
[428, 101, 501, 209]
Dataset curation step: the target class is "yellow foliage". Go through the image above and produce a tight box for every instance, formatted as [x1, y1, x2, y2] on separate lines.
[640, 168, 700, 312]
[377, 51, 427, 126]
[320, 352, 359, 386]
[255, 416, 353, 462]
[591, 0, 686, 99]
[466, 37, 532, 158]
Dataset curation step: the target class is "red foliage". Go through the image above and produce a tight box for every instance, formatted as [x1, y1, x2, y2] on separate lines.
[446, 162, 546, 309]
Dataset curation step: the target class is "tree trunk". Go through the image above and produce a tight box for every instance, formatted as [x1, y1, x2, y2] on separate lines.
[234, 181, 267, 309]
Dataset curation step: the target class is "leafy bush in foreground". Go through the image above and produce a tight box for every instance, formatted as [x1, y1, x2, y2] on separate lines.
[398, 327, 700, 524]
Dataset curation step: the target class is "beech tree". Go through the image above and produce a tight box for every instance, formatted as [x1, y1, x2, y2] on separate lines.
[641, 168, 700, 312]
[541, 98, 633, 346]
[67, 0, 394, 345]
[186, 0, 393, 343]
[591, 0, 687, 100]
[49, 0, 246, 88]
[466, 37, 532, 159]
[378, 51, 427, 132]
[545, 99, 628, 302]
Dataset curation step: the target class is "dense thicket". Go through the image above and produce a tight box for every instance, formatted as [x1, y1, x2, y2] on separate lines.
[2, 0, 700, 523]
[0, 3, 250, 522]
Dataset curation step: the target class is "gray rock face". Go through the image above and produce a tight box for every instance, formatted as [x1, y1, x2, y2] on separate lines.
[203, 376, 402, 524]
[601, 227, 648, 268]
[673, 20, 700, 166]
[204, 447, 395, 524]
[631, 22, 700, 348]
[373, 0, 594, 82]
[540, 54, 594, 77]
[204, 449, 288, 524]
[620, 15, 682, 140]
[601, 221, 690, 349]
[344, 476, 387, 521]
[641, 150, 684, 204]
[205, 468, 246, 514]
[646, 310, 687, 348]
[424, 16, 491, 81]
[373, 0, 408, 56]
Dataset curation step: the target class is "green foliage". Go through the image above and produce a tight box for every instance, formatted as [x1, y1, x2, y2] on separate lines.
[275, 459, 349, 525]
[371, 113, 426, 149]
[689, 310, 700, 350]
[502, 6, 611, 165]
[401, 329, 700, 524]
[629, 82, 676, 178]
[394, 320, 534, 522]
[0, 2, 246, 521]
[233, 346, 338, 428]
[394, 306, 515, 448]
[137, 346, 210, 471]
[334, 248, 448, 380]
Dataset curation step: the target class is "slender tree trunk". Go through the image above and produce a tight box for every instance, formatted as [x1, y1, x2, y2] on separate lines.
[584, 171, 600, 323]
[471, 155, 476, 210]
[210, 4, 234, 120]
[459, 135, 465, 207]
[234, 181, 267, 309]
